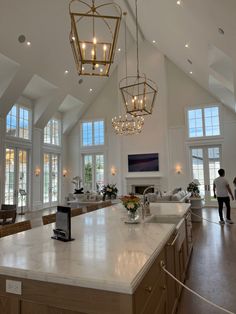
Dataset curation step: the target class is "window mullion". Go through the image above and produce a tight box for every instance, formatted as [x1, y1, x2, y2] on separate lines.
[202, 108, 206, 137]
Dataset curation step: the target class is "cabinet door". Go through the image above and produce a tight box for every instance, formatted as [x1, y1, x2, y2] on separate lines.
[21, 301, 84, 314]
[0, 295, 19, 314]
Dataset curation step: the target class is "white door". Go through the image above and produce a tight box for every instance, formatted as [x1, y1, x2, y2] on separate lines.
[4, 147, 29, 211]
[43, 153, 59, 207]
[190, 146, 221, 206]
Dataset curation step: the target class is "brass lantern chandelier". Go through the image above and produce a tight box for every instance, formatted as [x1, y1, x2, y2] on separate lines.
[112, 12, 145, 136]
[69, 0, 122, 76]
[119, 0, 157, 116]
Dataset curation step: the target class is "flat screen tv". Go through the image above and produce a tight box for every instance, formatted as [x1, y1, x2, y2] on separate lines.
[128, 153, 159, 172]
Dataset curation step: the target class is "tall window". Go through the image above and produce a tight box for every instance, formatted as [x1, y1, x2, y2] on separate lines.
[187, 106, 220, 138]
[44, 119, 60, 145]
[6, 105, 31, 140]
[83, 154, 104, 191]
[81, 120, 104, 147]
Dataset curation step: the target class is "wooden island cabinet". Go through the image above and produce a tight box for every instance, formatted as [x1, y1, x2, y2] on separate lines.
[0, 203, 192, 314]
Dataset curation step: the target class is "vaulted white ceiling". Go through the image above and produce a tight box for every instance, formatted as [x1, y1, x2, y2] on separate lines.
[0, 0, 235, 133]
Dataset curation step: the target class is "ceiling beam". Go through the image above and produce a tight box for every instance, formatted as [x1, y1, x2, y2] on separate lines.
[0, 67, 33, 118]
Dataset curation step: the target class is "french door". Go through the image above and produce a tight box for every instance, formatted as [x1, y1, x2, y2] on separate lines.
[4, 147, 29, 211]
[43, 153, 59, 207]
[82, 154, 104, 192]
[190, 145, 221, 206]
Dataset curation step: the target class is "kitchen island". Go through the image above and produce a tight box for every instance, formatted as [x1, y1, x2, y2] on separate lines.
[0, 203, 191, 314]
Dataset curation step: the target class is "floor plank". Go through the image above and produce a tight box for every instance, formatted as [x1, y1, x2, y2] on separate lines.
[178, 207, 236, 314]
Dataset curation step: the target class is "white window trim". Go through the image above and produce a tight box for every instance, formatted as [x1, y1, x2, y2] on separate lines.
[6, 104, 32, 142]
[43, 118, 62, 147]
[80, 119, 105, 149]
[185, 103, 223, 142]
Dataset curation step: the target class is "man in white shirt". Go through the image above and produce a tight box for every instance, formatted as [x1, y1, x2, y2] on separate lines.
[213, 169, 234, 224]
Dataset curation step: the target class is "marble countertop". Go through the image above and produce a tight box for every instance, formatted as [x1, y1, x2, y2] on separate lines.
[0, 203, 189, 294]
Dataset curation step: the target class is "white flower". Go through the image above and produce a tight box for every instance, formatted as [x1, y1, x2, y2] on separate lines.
[127, 202, 135, 209]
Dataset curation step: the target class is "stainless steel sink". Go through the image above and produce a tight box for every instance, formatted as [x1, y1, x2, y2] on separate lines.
[145, 215, 183, 229]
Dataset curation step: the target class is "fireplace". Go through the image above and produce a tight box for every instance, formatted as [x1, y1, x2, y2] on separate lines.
[125, 176, 162, 194]
[134, 186, 154, 195]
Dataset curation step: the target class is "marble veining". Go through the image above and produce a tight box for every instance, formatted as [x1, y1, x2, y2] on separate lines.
[0, 203, 189, 294]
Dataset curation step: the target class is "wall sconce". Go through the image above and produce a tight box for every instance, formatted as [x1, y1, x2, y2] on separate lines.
[175, 165, 182, 175]
[63, 169, 68, 177]
[34, 167, 41, 176]
[111, 166, 117, 176]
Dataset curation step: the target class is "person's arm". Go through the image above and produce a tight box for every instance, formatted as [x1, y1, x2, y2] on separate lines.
[226, 184, 234, 200]
[213, 182, 216, 198]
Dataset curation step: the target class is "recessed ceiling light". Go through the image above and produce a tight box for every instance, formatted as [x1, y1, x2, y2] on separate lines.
[118, 48, 121, 51]
[89, 88, 93, 92]
[64, 70, 69, 74]
[26, 41, 31, 46]
[185, 43, 189, 48]
[189, 71, 193, 75]
[82, 66, 85, 71]
[152, 40, 156, 44]
[177, 0, 181, 5]
[100, 68, 103, 73]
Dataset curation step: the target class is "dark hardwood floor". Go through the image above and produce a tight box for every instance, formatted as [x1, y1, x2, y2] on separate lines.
[178, 206, 236, 314]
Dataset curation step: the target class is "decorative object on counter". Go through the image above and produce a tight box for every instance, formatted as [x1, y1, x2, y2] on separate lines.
[72, 175, 83, 191]
[187, 179, 200, 197]
[69, 0, 122, 77]
[102, 184, 118, 200]
[120, 195, 141, 223]
[52, 206, 74, 242]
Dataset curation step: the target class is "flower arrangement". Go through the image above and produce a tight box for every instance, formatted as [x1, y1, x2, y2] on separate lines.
[120, 195, 141, 213]
[187, 180, 200, 197]
[102, 184, 118, 200]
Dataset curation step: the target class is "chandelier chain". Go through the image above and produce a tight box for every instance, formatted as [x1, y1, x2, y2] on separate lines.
[135, 0, 140, 78]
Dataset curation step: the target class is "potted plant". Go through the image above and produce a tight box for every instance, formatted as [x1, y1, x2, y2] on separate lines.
[102, 184, 118, 201]
[120, 194, 141, 221]
[187, 180, 200, 198]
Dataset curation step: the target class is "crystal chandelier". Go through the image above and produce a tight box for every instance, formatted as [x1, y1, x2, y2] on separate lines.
[112, 115, 144, 135]
[119, 0, 157, 116]
[69, 0, 122, 77]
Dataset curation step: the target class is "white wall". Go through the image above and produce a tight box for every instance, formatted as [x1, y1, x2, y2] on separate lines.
[166, 58, 236, 195]
[68, 40, 170, 194]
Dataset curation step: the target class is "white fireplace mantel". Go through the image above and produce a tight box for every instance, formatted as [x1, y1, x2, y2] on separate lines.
[125, 175, 163, 194]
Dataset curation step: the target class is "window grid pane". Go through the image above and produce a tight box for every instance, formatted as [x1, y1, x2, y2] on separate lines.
[204, 107, 220, 136]
[188, 109, 203, 138]
[19, 108, 30, 139]
[44, 119, 60, 145]
[82, 120, 104, 147]
[6, 106, 17, 137]
[18, 150, 28, 207]
[188, 106, 220, 138]
[82, 123, 93, 146]
[94, 121, 104, 145]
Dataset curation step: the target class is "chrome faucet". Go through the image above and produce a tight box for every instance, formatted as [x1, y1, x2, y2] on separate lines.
[142, 185, 154, 218]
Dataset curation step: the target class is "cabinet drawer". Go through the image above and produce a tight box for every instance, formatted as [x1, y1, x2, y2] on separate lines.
[134, 249, 165, 314]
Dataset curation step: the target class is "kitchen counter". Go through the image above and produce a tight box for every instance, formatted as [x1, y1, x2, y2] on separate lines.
[0, 203, 189, 295]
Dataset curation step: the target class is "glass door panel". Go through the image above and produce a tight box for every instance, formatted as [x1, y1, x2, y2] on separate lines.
[51, 154, 58, 203]
[190, 145, 221, 206]
[5, 148, 15, 204]
[43, 154, 50, 204]
[43, 153, 59, 206]
[95, 155, 104, 192]
[4, 148, 29, 210]
[18, 150, 28, 208]
[84, 155, 93, 191]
